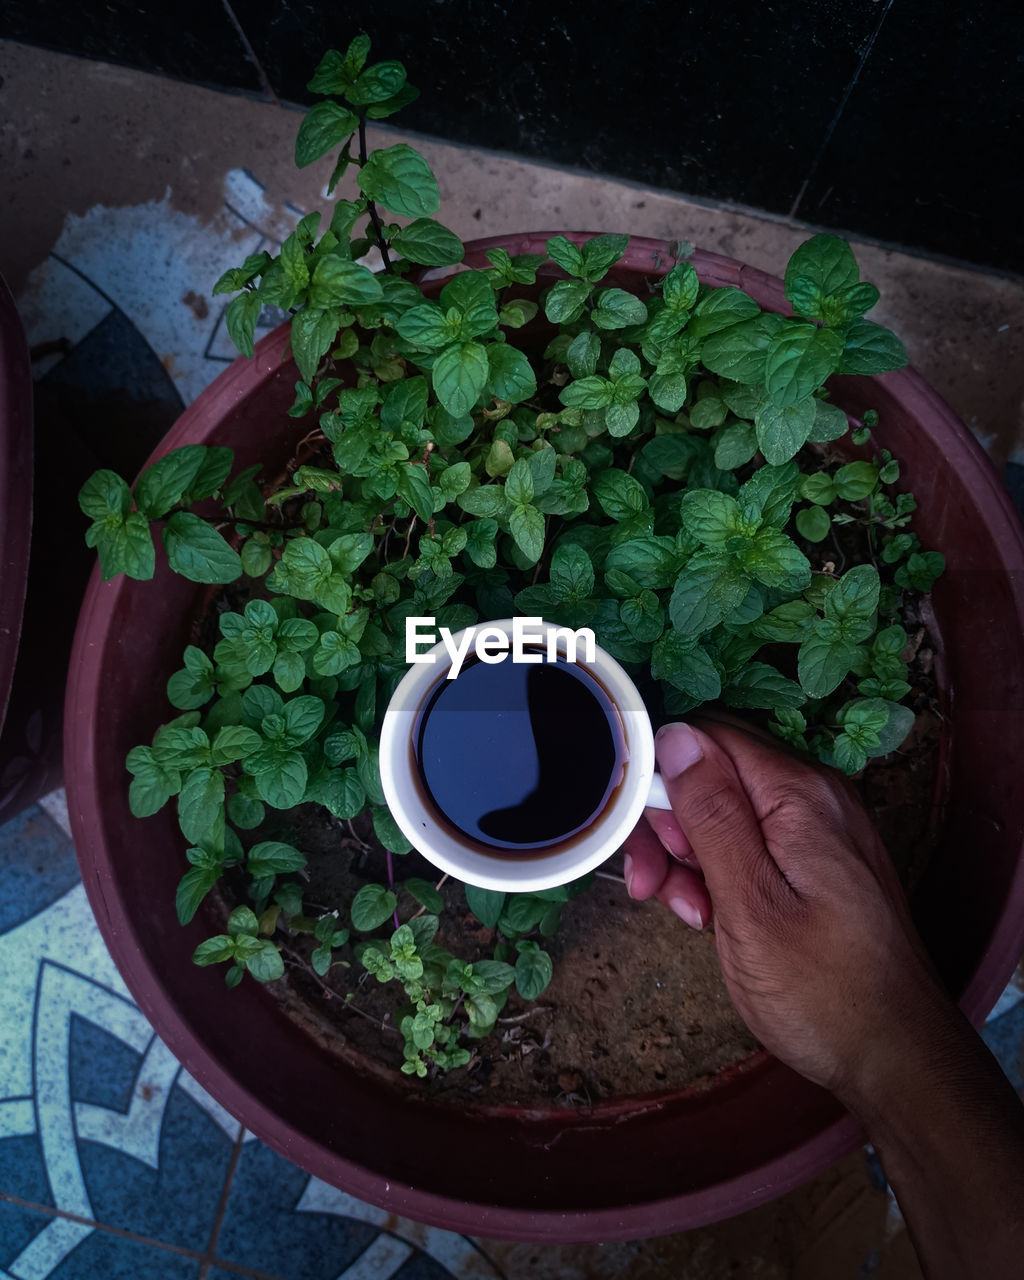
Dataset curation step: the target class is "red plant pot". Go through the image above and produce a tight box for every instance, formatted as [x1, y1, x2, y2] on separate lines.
[64, 235, 1024, 1241]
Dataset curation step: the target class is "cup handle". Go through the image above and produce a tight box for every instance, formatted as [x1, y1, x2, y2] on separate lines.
[646, 772, 672, 811]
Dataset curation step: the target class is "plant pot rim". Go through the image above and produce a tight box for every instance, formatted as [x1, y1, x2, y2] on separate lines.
[64, 233, 1024, 1240]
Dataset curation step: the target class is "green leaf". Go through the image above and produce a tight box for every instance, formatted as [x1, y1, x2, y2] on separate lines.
[559, 375, 613, 410]
[839, 320, 908, 375]
[291, 306, 343, 383]
[432, 341, 489, 417]
[391, 218, 464, 266]
[134, 446, 206, 518]
[504, 457, 534, 507]
[808, 399, 849, 443]
[681, 489, 743, 546]
[648, 370, 688, 412]
[797, 633, 861, 698]
[176, 864, 221, 926]
[163, 512, 242, 584]
[827, 564, 881, 620]
[764, 325, 845, 406]
[351, 883, 398, 931]
[79, 469, 131, 522]
[669, 551, 751, 636]
[564, 331, 601, 379]
[295, 100, 359, 167]
[544, 279, 590, 324]
[210, 724, 262, 766]
[549, 543, 594, 601]
[651, 631, 721, 700]
[282, 695, 325, 745]
[593, 469, 648, 523]
[308, 257, 382, 308]
[796, 505, 831, 542]
[546, 235, 586, 277]
[248, 840, 307, 875]
[126, 746, 180, 817]
[509, 504, 545, 563]
[372, 806, 412, 854]
[254, 751, 307, 808]
[225, 291, 262, 358]
[213, 252, 271, 296]
[486, 343, 537, 403]
[465, 885, 505, 928]
[689, 287, 761, 337]
[347, 59, 407, 105]
[894, 550, 945, 593]
[404, 877, 444, 913]
[228, 792, 265, 829]
[514, 941, 553, 1000]
[395, 462, 434, 523]
[177, 766, 225, 845]
[784, 234, 860, 303]
[868, 700, 915, 756]
[592, 288, 648, 330]
[723, 663, 806, 711]
[193, 936, 236, 966]
[834, 461, 879, 501]
[245, 942, 284, 982]
[714, 421, 758, 470]
[700, 314, 778, 385]
[754, 396, 817, 466]
[358, 143, 440, 218]
[580, 233, 630, 281]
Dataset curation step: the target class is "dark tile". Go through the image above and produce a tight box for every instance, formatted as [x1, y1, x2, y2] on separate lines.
[0, 1133, 54, 1208]
[0, 1185, 54, 1260]
[0, 0, 262, 96]
[981, 999, 1024, 1095]
[76, 1085, 237, 1251]
[40, 306, 186, 477]
[69, 1015, 146, 1114]
[0, 805, 79, 934]
[241, 0, 883, 217]
[799, 0, 1022, 273]
[392, 1253, 467, 1280]
[214, 1142, 376, 1279]
[48, 1230, 202, 1280]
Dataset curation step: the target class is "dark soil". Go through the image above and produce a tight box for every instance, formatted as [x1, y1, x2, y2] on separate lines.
[210, 593, 945, 1108]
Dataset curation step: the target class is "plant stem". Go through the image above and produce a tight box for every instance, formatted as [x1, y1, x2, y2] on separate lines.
[357, 112, 393, 273]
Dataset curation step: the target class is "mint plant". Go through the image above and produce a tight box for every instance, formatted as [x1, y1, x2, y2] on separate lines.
[80, 36, 945, 1078]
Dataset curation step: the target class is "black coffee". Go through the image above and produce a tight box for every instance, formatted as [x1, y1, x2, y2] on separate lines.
[413, 654, 624, 853]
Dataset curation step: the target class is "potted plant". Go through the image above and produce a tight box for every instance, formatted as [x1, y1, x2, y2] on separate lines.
[65, 38, 1024, 1240]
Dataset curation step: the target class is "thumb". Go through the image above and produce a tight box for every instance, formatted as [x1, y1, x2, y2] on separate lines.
[654, 722, 777, 901]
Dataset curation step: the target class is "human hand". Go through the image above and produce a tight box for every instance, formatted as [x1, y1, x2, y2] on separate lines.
[623, 718, 950, 1097]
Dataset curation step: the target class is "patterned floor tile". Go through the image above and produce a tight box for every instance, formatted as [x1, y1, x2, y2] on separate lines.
[212, 1144, 503, 1280]
[2, 1217, 203, 1280]
[211, 1144, 377, 1280]
[0, 807, 80, 934]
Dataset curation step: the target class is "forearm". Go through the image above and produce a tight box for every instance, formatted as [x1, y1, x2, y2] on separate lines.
[840, 997, 1024, 1280]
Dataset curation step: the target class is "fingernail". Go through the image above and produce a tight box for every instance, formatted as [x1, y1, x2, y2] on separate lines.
[656, 723, 703, 779]
[669, 896, 705, 930]
[623, 853, 635, 897]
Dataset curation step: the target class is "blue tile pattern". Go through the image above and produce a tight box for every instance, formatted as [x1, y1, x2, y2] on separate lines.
[0, 794, 495, 1279]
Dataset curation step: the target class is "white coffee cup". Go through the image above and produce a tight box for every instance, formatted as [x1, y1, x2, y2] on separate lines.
[378, 618, 671, 892]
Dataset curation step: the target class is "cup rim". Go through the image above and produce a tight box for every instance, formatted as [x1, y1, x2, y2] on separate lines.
[378, 618, 655, 892]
